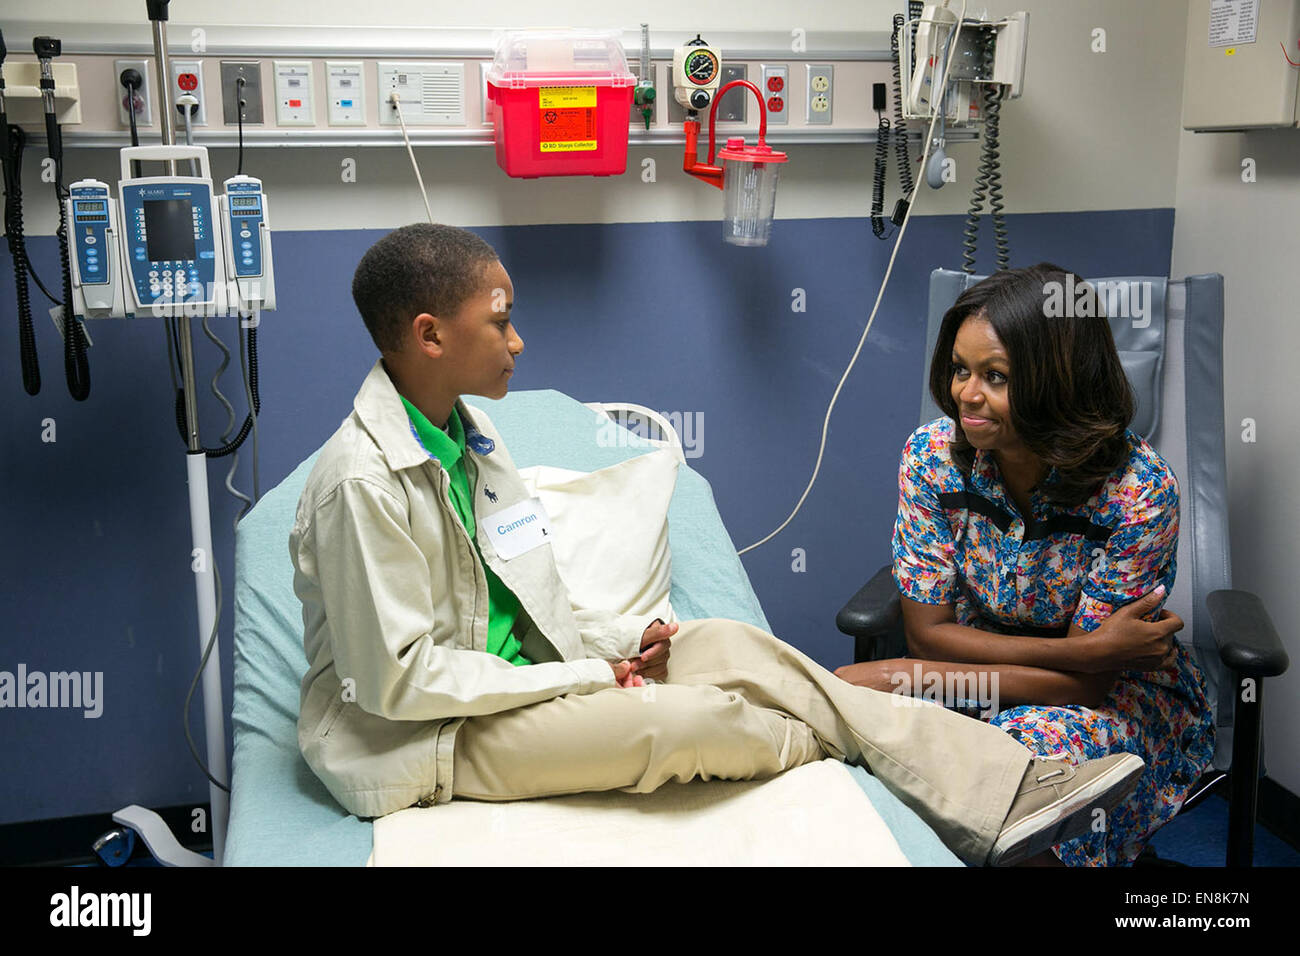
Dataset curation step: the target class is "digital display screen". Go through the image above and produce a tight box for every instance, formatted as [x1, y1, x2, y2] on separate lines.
[76, 201, 106, 212]
[231, 197, 260, 208]
[143, 199, 196, 261]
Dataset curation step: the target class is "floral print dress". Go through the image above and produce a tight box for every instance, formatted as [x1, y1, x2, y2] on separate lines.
[891, 417, 1215, 866]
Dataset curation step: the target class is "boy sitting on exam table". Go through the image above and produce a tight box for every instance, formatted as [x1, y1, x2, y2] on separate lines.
[289, 223, 1145, 867]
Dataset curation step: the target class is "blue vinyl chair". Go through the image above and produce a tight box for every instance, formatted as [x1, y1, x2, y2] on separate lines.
[837, 269, 1289, 866]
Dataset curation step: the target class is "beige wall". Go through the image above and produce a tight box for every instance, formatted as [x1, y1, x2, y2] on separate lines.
[7, 0, 1188, 231]
[1171, 119, 1300, 795]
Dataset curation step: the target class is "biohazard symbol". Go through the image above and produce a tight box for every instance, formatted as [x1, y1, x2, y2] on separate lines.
[544, 110, 558, 123]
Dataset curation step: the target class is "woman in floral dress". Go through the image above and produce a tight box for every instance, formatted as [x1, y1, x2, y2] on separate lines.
[838, 263, 1215, 866]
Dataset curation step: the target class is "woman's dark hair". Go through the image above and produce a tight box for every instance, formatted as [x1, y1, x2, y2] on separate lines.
[352, 223, 500, 354]
[928, 262, 1135, 507]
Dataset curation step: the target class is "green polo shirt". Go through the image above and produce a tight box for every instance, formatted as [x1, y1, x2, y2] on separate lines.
[400, 396, 531, 667]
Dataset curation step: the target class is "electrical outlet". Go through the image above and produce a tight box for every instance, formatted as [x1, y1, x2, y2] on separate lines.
[221, 61, 265, 125]
[115, 58, 154, 127]
[760, 63, 788, 125]
[170, 59, 206, 126]
[806, 63, 833, 125]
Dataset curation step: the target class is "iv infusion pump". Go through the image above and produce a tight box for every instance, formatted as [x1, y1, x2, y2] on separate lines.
[66, 145, 275, 320]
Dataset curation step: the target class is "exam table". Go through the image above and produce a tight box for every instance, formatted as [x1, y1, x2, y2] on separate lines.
[226, 388, 962, 866]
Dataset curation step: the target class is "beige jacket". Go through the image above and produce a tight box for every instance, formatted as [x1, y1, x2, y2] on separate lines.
[291, 359, 658, 818]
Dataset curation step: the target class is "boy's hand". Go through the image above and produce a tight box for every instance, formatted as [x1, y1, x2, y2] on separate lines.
[635, 620, 677, 682]
[608, 660, 645, 688]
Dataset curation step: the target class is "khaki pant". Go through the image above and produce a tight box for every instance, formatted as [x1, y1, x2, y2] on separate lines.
[451, 618, 1031, 865]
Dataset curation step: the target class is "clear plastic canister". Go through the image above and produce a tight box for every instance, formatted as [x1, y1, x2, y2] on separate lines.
[717, 138, 788, 247]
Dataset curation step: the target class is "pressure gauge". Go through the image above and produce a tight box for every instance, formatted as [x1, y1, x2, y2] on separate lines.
[685, 49, 718, 85]
[673, 38, 723, 112]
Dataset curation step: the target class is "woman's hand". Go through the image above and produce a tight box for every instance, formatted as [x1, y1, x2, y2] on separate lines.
[1073, 586, 1183, 673]
[833, 659, 907, 693]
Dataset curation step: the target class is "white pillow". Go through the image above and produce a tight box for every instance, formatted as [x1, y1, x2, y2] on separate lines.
[518, 448, 679, 624]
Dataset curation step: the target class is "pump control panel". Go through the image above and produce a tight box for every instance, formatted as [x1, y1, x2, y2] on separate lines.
[119, 180, 219, 312]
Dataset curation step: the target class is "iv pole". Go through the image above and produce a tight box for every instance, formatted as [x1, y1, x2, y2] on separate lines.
[109, 0, 229, 867]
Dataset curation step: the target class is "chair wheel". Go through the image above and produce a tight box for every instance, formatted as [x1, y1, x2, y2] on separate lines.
[1132, 844, 1185, 868]
[92, 827, 136, 867]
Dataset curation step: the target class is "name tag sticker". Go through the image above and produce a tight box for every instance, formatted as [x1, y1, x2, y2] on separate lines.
[484, 497, 552, 560]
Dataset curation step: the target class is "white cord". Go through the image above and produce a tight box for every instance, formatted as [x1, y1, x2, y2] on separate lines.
[391, 91, 435, 224]
[739, 0, 968, 555]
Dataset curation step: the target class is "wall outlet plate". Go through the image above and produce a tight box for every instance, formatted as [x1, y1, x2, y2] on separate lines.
[716, 63, 748, 122]
[760, 63, 788, 126]
[325, 60, 365, 126]
[377, 62, 466, 126]
[170, 59, 206, 126]
[273, 60, 315, 126]
[114, 58, 154, 127]
[221, 61, 265, 125]
[806, 63, 833, 125]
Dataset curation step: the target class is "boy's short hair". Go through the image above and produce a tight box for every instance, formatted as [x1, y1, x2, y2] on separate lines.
[351, 223, 500, 354]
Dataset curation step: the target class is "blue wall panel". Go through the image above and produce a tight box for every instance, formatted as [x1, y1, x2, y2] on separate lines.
[0, 208, 1174, 823]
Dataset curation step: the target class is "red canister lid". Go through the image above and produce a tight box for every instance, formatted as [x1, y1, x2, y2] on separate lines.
[716, 138, 788, 163]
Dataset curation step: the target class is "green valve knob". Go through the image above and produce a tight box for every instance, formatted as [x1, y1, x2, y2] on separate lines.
[635, 86, 655, 129]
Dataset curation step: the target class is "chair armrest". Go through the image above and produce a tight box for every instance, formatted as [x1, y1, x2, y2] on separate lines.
[1206, 589, 1290, 679]
[837, 563, 901, 641]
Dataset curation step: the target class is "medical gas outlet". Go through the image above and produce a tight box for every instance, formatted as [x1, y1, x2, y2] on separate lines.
[673, 36, 722, 113]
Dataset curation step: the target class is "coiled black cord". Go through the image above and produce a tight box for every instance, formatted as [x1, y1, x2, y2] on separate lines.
[870, 115, 890, 239]
[962, 29, 1009, 274]
[45, 109, 90, 400]
[872, 13, 917, 240]
[3, 128, 62, 308]
[891, 14, 915, 199]
[2, 123, 40, 395]
[983, 75, 1008, 269]
[962, 142, 989, 273]
[173, 323, 260, 456]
